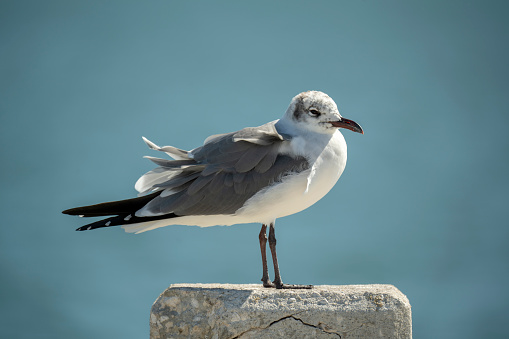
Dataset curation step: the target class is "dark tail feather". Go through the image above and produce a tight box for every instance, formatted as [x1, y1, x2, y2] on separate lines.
[75, 212, 179, 231]
[63, 191, 178, 232]
[76, 216, 120, 231]
[62, 191, 161, 217]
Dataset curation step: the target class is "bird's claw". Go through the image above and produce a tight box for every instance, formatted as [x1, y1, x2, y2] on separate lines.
[262, 278, 312, 289]
[278, 283, 313, 289]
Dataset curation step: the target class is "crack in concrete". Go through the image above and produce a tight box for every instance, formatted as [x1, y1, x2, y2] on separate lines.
[230, 312, 342, 338]
[290, 315, 342, 338]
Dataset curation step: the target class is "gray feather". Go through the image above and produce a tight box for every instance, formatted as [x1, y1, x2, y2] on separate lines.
[207, 173, 225, 193]
[232, 123, 284, 145]
[154, 172, 200, 189]
[233, 172, 247, 183]
[224, 173, 234, 187]
[201, 165, 221, 176]
[234, 146, 271, 173]
[233, 178, 249, 195]
[144, 156, 196, 168]
[187, 175, 215, 195]
[255, 150, 279, 173]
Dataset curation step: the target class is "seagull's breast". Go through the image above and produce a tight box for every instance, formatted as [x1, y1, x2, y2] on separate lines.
[237, 131, 348, 224]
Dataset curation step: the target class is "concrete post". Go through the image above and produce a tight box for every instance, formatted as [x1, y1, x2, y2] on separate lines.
[150, 284, 411, 338]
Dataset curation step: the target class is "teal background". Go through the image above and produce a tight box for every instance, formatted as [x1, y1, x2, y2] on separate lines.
[1, 1, 508, 338]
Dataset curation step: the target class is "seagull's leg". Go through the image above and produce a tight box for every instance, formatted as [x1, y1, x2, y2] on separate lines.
[268, 222, 312, 290]
[268, 222, 284, 288]
[259, 224, 275, 288]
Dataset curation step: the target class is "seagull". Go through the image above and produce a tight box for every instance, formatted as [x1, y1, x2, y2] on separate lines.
[63, 91, 363, 289]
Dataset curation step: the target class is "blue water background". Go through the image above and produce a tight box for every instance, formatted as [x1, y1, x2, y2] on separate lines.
[1, 1, 508, 338]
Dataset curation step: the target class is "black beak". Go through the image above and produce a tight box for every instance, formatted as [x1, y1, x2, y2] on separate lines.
[330, 118, 364, 134]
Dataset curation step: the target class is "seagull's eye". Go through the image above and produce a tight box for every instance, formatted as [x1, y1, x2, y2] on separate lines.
[308, 109, 321, 117]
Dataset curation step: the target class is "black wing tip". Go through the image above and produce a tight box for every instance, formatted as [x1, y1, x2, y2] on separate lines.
[75, 216, 118, 231]
[74, 213, 179, 232]
[63, 207, 97, 216]
[62, 207, 89, 216]
[62, 208, 76, 215]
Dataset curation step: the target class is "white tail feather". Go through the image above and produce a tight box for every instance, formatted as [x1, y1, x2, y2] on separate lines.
[135, 168, 183, 194]
[142, 136, 189, 160]
[121, 219, 172, 234]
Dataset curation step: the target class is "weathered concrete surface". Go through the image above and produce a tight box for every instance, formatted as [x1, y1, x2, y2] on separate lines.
[150, 284, 412, 339]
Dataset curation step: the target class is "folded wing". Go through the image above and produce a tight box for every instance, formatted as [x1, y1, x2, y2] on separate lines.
[135, 121, 309, 217]
[64, 121, 309, 230]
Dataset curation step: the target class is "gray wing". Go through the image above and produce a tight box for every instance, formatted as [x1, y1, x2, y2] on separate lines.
[136, 121, 309, 217]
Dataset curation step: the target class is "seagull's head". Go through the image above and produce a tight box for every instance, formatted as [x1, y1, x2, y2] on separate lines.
[284, 91, 363, 135]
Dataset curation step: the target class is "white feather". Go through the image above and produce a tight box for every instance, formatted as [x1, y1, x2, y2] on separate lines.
[135, 168, 182, 195]
[142, 136, 189, 160]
